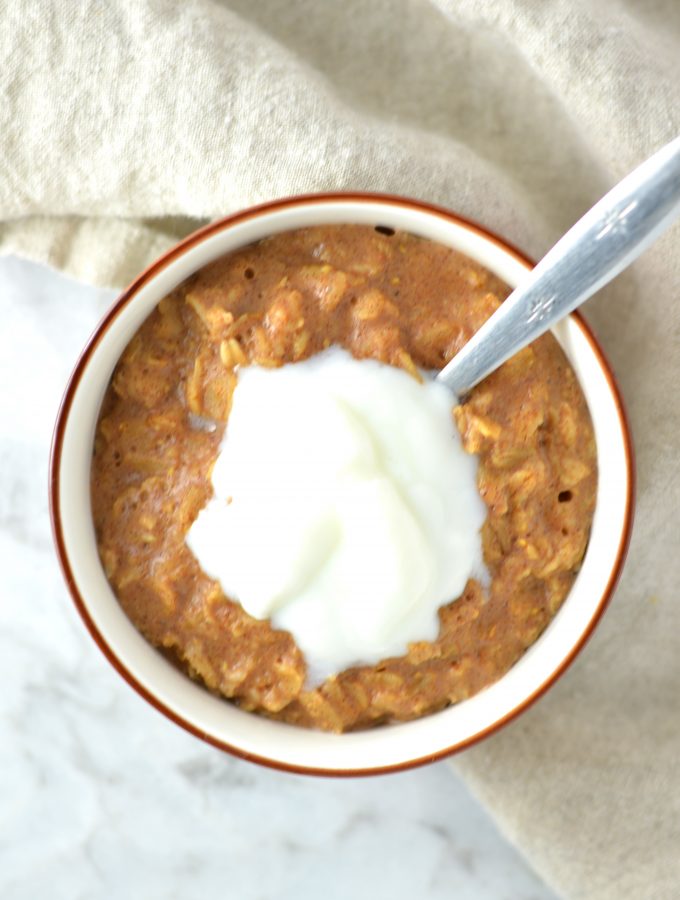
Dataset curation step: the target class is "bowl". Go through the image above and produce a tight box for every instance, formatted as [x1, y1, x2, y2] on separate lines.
[49, 193, 634, 776]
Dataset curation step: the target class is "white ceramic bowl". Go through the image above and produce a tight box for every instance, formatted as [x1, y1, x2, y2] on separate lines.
[50, 193, 634, 776]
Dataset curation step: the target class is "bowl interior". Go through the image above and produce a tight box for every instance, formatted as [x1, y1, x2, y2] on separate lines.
[52, 197, 633, 775]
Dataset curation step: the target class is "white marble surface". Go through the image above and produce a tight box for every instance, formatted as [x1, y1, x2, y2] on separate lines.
[0, 255, 559, 900]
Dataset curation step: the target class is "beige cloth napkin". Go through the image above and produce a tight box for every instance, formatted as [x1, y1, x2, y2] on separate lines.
[4, 1, 678, 896]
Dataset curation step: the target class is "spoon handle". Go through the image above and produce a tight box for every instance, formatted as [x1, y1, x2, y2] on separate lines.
[437, 135, 680, 397]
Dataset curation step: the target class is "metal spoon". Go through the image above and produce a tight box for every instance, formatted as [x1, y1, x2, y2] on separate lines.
[436, 136, 680, 397]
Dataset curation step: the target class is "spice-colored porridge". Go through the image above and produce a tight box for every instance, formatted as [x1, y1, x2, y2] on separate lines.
[91, 225, 597, 732]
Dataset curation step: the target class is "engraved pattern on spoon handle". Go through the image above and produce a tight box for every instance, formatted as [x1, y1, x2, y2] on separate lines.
[437, 136, 680, 397]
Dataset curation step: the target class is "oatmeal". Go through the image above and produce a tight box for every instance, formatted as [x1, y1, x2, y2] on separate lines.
[91, 225, 597, 732]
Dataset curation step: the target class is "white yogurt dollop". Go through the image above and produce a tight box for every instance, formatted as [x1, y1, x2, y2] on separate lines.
[186, 347, 487, 684]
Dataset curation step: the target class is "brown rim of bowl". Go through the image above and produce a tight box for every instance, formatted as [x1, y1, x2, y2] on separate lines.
[48, 191, 636, 778]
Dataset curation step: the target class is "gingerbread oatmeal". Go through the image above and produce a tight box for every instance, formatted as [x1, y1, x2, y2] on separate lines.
[91, 225, 597, 732]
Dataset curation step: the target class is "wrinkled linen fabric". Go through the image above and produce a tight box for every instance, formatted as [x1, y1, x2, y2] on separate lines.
[2, 1, 678, 897]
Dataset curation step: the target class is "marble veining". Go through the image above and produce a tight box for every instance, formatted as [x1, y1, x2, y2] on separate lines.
[0, 255, 558, 900]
